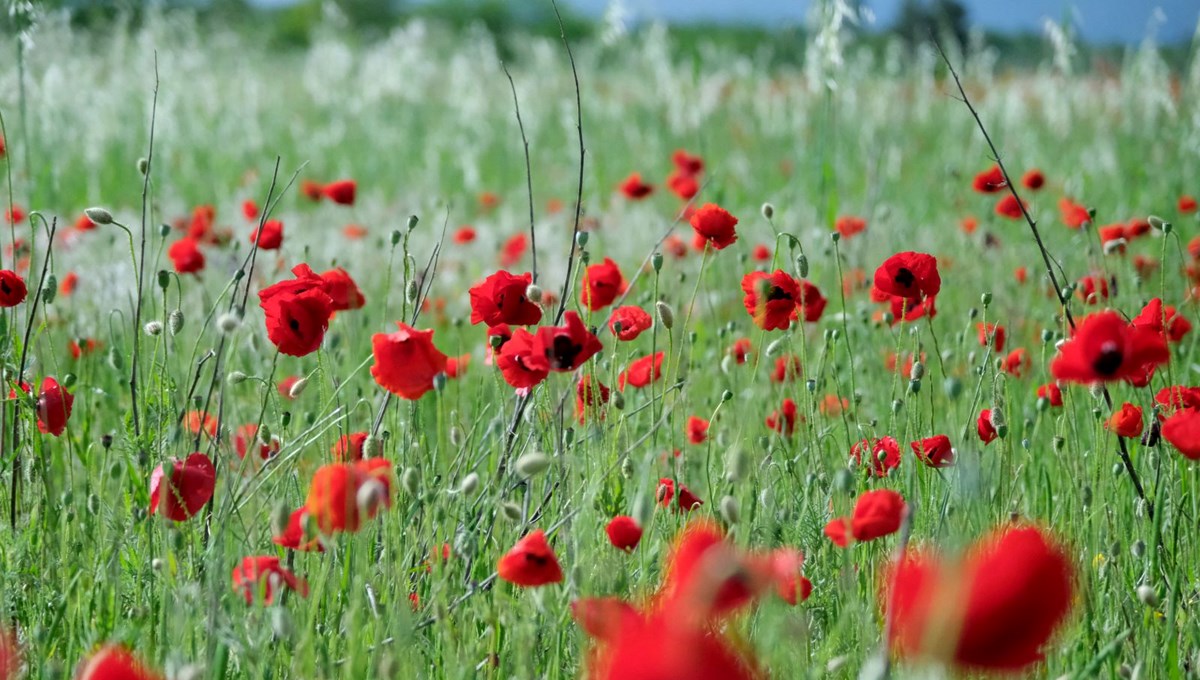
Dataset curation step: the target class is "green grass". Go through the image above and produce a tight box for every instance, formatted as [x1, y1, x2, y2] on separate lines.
[0, 6, 1198, 678]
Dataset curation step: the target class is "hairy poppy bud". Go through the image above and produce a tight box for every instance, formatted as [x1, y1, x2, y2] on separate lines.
[405, 280, 419, 303]
[168, 309, 184, 335]
[651, 252, 663, 272]
[611, 391, 624, 410]
[765, 337, 785, 357]
[356, 479, 387, 516]
[891, 399, 904, 414]
[407, 215, 419, 232]
[401, 467, 420, 495]
[363, 433, 383, 458]
[796, 253, 809, 278]
[1136, 584, 1159, 607]
[499, 501, 522, 522]
[137, 157, 149, 175]
[575, 231, 589, 248]
[104, 347, 122, 372]
[761, 203, 775, 219]
[909, 378, 921, 394]
[1131, 539, 1146, 558]
[217, 312, 241, 334]
[156, 270, 170, 291]
[909, 361, 925, 380]
[84, 207, 113, 225]
[720, 355, 734, 375]
[144, 321, 163, 336]
[719, 495, 739, 524]
[1148, 215, 1167, 231]
[525, 283, 542, 304]
[288, 377, 307, 398]
[152, 558, 164, 572]
[725, 447, 748, 483]
[459, 472, 480, 496]
[830, 231, 841, 243]
[980, 292, 992, 306]
[515, 451, 550, 478]
[655, 300, 674, 329]
[226, 370, 247, 385]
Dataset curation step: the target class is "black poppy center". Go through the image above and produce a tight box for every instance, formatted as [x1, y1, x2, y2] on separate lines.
[0, 282, 10, 295]
[547, 334, 583, 370]
[524, 553, 547, 566]
[288, 316, 301, 333]
[1092, 343, 1124, 376]
[766, 286, 792, 302]
[893, 267, 916, 288]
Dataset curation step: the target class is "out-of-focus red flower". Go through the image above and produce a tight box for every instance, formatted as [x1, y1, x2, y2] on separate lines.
[619, 172, 654, 200]
[618, 352, 664, 390]
[1106, 403, 1144, 439]
[977, 322, 1005, 352]
[322, 179, 357, 206]
[149, 453, 216, 522]
[232, 556, 308, 605]
[605, 516, 642, 552]
[685, 415, 709, 444]
[689, 203, 739, 250]
[580, 257, 627, 311]
[1162, 407, 1200, 460]
[656, 478, 703, 512]
[835, 215, 867, 238]
[978, 409, 999, 444]
[1050, 311, 1169, 384]
[1002, 348, 1029, 377]
[1059, 197, 1091, 228]
[300, 180, 324, 202]
[850, 437, 901, 477]
[575, 374, 611, 424]
[499, 233, 528, 267]
[0, 270, 26, 307]
[1021, 169, 1045, 190]
[453, 226, 476, 244]
[1179, 195, 1197, 213]
[765, 398, 799, 436]
[994, 194, 1027, 220]
[319, 267, 366, 312]
[741, 269, 800, 331]
[168, 238, 205, 274]
[972, 165, 1006, 193]
[497, 529, 563, 587]
[234, 424, 279, 461]
[36, 376, 74, 436]
[911, 435, 955, 467]
[1037, 383, 1064, 407]
[77, 645, 163, 680]
[250, 219, 284, 250]
[242, 200, 259, 221]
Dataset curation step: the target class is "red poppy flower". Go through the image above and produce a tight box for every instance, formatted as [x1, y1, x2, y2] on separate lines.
[1097, 224, 1126, 252]
[0, 270, 27, 308]
[1162, 408, 1200, 460]
[36, 376, 74, 436]
[606, 516, 642, 552]
[959, 216, 978, 234]
[911, 435, 955, 467]
[886, 525, 1074, 672]
[794, 280, 828, 323]
[331, 432, 368, 462]
[993, 194, 1026, 220]
[609, 305, 652, 341]
[273, 507, 323, 552]
[275, 376, 300, 400]
[499, 233, 528, 267]
[972, 165, 1006, 193]
[184, 410, 218, 438]
[619, 172, 654, 200]
[1059, 197, 1090, 228]
[1131, 298, 1191, 343]
[1021, 169, 1045, 190]
[186, 205, 218, 243]
[575, 374, 611, 423]
[1156, 386, 1200, 414]
[851, 488, 905, 541]
[1179, 195, 1198, 213]
[445, 354, 470, 379]
[741, 269, 800, 331]
[686, 416, 709, 444]
[835, 215, 866, 239]
[300, 180, 324, 202]
[4, 205, 25, 224]
[232, 556, 308, 605]
[1001, 348, 1029, 377]
[259, 280, 333, 357]
[316, 267, 365, 312]
[479, 191, 501, 210]
[322, 179, 357, 206]
[873, 252, 940, 301]
[240, 199, 259, 221]
[850, 437, 901, 477]
[977, 322, 1005, 352]
[765, 398, 799, 436]
[305, 461, 392, 535]
[824, 518, 849, 547]
[580, 257, 627, 311]
[234, 424, 279, 461]
[1036, 383, 1063, 407]
[1050, 311, 1169, 384]
[666, 170, 699, 201]
[750, 244, 771, 261]
[672, 149, 705, 176]
[496, 328, 550, 390]
[618, 352, 664, 390]
[978, 409, 999, 444]
[149, 452, 216, 522]
[497, 529, 563, 587]
[59, 271, 79, 297]
[78, 645, 163, 680]
[168, 238, 205, 274]
[1076, 274, 1110, 304]
[342, 224, 367, 239]
[453, 226, 476, 244]
[1106, 403, 1143, 438]
[0, 135, 5, 158]
[729, 338, 753, 364]
[657, 478, 703, 512]
[527, 310, 602, 372]
[770, 355, 802, 383]
[690, 203, 740, 252]
[249, 219, 283, 250]
[469, 270, 541, 326]
[371, 323, 448, 400]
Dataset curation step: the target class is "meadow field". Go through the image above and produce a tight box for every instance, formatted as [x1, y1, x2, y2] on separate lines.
[0, 3, 1198, 678]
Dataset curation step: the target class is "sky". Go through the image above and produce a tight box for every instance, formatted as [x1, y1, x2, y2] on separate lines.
[554, 0, 1199, 44]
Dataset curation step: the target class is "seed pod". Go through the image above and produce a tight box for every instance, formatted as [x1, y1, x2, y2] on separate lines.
[655, 301, 674, 330]
[84, 207, 114, 225]
[515, 451, 551, 478]
[168, 309, 185, 335]
[390, 229, 402, 245]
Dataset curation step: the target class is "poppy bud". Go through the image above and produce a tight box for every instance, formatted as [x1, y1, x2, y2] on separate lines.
[459, 472, 480, 496]
[575, 231, 589, 248]
[562, 428, 574, 446]
[721, 389, 733, 403]
[891, 399, 903, 414]
[406, 215, 419, 231]
[499, 501, 522, 522]
[515, 451, 550, 478]
[226, 371, 247, 385]
[725, 447, 748, 483]
[909, 379, 921, 394]
[651, 252, 663, 272]
[356, 479, 387, 516]
[655, 300, 674, 329]
[152, 558, 164, 572]
[611, 391, 624, 410]
[1131, 539, 1146, 558]
[449, 426, 462, 447]
[620, 456, 634, 478]
[830, 231, 841, 243]
[525, 284, 542, 304]
[389, 229, 402, 246]
[84, 207, 113, 225]
[168, 310, 184, 335]
[159, 223, 172, 237]
[107, 347, 124, 371]
[881, 311, 894, 325]
[62, 373, 77, 389]
[144, 321, 163, 336]
[217, 312, 241, 334]
[288, 378, 307, 398]
[433, 373, 447, 391]
[720, 355, 734, 375]
[1136, 584, 1159, 607]
[909, 362, 925, 381]
[765, 337, 785, 357]
[401, 467, 420, 495]
[719, 495, 739, 524]
[1148, 215, 1167, 231]
[796, 253, 809, 278]
[269, 502, 291, 537]
[761, 203, 775, 219]
[405, 280, 419, 303]
[1081, 484, 1091, 505]
[580, 251, 590, 265]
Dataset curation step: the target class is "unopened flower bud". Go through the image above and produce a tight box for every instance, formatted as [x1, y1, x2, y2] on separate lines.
[611, 391, 625, 410]
[406, 215, 419, 232]
[363, 433, 383, 458]
[226, 371, 247, 385]
[84, 207, 114, 225]
[796, 253, 809, 278]
[499, 501, 523, 522]
[981, 292, 992, 306]
[144, 321, 163, 336]
[725, 447, 748, 483]
[765, 337, 785, 357]
[525, 284, 542, 304]
[575, 231, 589, 248]
[830, 231, 841, 243]
[217, 312, 240, 334]
[651, 252, 663, 272]
[909, 362, 925, 380]
[401, 467, 420, 495]
[288, 378, 308, 399]
[459, 472, 480, 496]
[406, 280, 419, 303]
[107, 347, 124, 372]
[270, 503, 292, 537]
[1148, 215, 1167, 231]
[168, 309, 184, 335]
[515, 451, 551, 478]
[719, 495, 740, 524]
[760, 203, 775, 219]
[1136, 584, 1159, 607]
[655, 300, 674, 329]
[356, 479, 386, 515]
[1130, 539, 1146, 558]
